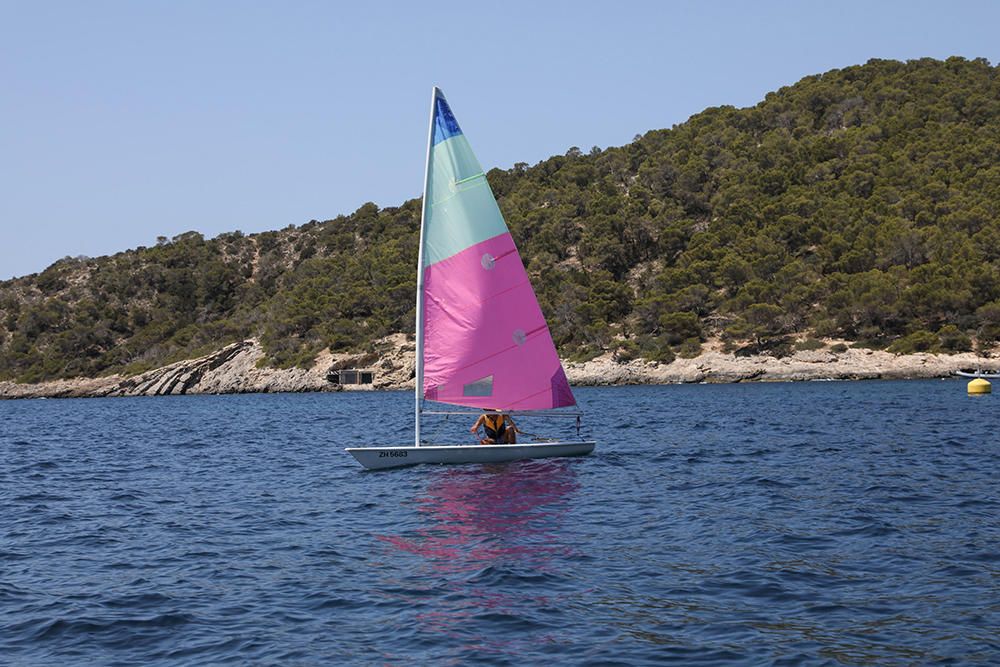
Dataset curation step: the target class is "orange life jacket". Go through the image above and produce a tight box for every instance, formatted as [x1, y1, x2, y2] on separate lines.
[484, 414, 505, 432]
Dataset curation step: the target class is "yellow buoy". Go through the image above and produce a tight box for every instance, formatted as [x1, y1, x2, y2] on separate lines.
[968, 378, 992, 395]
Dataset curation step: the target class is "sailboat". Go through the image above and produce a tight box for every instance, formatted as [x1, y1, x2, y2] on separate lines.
[346, 88, 596, 470]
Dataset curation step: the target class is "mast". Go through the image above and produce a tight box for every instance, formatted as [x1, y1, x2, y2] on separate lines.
[414, 86, 438, 447]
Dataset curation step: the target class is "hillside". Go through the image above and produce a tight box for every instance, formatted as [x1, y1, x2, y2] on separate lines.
[3, 56, 1000, 384]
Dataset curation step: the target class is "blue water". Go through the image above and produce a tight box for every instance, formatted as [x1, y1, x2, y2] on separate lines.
[1, 381, 998, 665]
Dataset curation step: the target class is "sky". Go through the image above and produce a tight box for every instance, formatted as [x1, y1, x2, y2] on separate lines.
[2, 0, 999, 279]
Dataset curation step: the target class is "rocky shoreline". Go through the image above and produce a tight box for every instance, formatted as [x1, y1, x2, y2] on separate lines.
[1, 335, 997, 400]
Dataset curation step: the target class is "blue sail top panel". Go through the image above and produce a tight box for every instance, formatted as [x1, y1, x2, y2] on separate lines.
[432, 93, 463, 145]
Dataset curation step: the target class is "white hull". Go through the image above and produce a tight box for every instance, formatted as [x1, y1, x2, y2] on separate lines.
[956, 371, 1000, 379]
[345, 441, 596, 470]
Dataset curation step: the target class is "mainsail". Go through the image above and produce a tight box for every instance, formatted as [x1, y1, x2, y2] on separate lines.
[417, 89, 575, 411]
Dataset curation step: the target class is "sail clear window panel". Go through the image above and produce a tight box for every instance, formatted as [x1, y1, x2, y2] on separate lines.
[462, 375, 494, 397]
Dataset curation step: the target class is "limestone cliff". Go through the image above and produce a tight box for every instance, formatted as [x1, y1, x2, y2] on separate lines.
[1, 335, 997, 400]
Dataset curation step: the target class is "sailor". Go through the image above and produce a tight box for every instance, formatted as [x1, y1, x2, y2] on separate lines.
[470, 409, 521, 445]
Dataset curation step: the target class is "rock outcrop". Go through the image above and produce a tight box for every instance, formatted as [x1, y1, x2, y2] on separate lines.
[563, 347, 1000, 385]
[566, 349, 1000, 385]
[0, 336, 413, 399]
[1, 335, 998, 400]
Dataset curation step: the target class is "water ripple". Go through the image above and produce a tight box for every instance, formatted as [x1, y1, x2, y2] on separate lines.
[0, 381, 998, 664]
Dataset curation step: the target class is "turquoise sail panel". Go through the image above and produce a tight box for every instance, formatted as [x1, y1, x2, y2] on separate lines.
[423, 94, 508, 267]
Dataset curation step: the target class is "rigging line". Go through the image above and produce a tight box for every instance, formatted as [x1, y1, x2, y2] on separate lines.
[492, 248, 517, 262]
[433, 276, 532, 309]
[474, 276, 531, 303]
[453, 172, 485, 186]
[516, 429, 559, 443]
[472, 422, 554, 444]
[422, 409, 584, 417]
[506, 380, 571, 410]
[439, 325, 548, 377]
[429, 180, 489, 207]
[425, 412, 453, 445]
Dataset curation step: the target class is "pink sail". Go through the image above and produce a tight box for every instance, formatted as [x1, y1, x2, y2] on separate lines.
[422, 233, 574, 410]
[418, 90, 574, 410]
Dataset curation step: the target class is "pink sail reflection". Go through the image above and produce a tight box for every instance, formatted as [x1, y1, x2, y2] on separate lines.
[378, 462, 579, 572]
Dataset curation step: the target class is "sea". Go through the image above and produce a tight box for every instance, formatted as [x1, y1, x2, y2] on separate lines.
[1, 380, 997, 665]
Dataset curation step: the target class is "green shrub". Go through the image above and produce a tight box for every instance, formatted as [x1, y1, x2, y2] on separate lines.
[937, 325, 972, 352]
[734, 335, 794, 358]
[613, 339, 639, 363]
[676, 337, 703, 358]
[794, 337, 826, 352]
[634, 334, 675, 364]
[811, 318, 839, 338]
[888, 330, 940, 354]
[569, 345, 604, 363]
[659, 311, 703, 345]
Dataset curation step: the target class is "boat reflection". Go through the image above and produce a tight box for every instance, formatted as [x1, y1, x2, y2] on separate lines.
[376, 459, 583, 656]
[379, 458, 580, 574]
